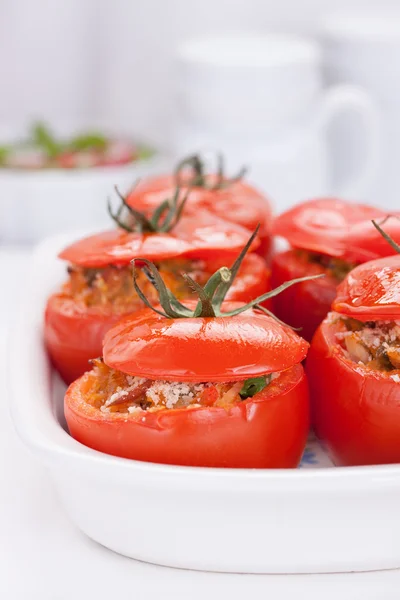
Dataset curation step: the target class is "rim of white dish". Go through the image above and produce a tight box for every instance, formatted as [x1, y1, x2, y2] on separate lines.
[177, 33, 321, 68]
[323, 13, 400, 41]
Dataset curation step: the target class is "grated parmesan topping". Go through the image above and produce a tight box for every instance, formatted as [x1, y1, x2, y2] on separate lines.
[104, 377, 147, 407]
[145, 381, 209, 409]
[88, 358, 280, 415]
[101, 375, 278, 413]
[127, 406, 144, 414]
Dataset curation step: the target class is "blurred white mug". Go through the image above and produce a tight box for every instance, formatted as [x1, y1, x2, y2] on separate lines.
[323, 12, 400, 209]
[173, 34, 380, 212]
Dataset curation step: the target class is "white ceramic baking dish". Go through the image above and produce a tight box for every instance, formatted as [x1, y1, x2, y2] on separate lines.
[9, 233, 400, 574]
[0, 154, 166, 244]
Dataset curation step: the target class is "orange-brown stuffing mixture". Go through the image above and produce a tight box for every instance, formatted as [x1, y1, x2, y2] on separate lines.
[295, 250, 357, 282]
[82, 359, 275, 414]
[64, 260, 209, 312]
[335, 317, 400, 375]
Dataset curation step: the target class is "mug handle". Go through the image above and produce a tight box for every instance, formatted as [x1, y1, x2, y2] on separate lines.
[317, 84, 381, 199]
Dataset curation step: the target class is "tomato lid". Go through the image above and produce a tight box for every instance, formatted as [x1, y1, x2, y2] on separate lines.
[345, 217, 400, 263]
[191, 182, 272, 235]
[102, 231, 318, 380]
[333, 255, 400, 320]
[128, 178, 271, 227]
[126, 155, 272, 235]
[103, 303, 309, 381]
[58, 229, 190, 267]
[59, 209, 259, 268]
[273, 198, 399, 262]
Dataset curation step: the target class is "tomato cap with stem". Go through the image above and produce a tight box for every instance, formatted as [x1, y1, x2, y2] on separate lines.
[103, 228, 323, 381]
[133, 226, 324, 321]
[108, 183, 189, 234]
[333, 217, 400, 320]
[174, 152, 247, 192]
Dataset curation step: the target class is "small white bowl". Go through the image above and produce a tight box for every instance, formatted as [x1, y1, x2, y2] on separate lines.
[0, 154, 167, 244]
[9, 233, 400, 573]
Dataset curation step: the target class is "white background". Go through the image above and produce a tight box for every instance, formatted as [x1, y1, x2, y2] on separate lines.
[1, 0, 399, 147]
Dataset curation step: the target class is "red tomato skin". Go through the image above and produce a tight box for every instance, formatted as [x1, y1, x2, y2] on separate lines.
[273, 197, 400, 263]
[45, 255, 271, 385]
[270, 250, 338, 342]
[59, 208, 260, 268]
[307, 318, 400, 466]
[103, 305, 309, 382]
[345, 217, 400, 263]
[59, 229, 191, 268]
[333, 255, 400, 321]
[44, 295, 122, 383]
[127, 175, 272, 258]
[64, 364, 309, 468]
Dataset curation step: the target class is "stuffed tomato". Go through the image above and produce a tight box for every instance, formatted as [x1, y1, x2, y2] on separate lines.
[126, 154, 273, 258]
[45, 190, 268, 384]
[271, 199, 400, 341]
[307, 230, 400, 466]
[64, 259, 313, 468]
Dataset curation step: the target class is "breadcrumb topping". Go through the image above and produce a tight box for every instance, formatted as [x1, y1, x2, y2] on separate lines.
[84, 359, 278, 414]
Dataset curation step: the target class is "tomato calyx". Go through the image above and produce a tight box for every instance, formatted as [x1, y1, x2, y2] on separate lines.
[174, 153, 247, 192]
[133, 227, 325, 322]
[372, 216, 400, 254]
[107, 184, 189, 234]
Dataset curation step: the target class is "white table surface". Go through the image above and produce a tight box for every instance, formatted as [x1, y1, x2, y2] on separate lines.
[1, 247, 400, 600]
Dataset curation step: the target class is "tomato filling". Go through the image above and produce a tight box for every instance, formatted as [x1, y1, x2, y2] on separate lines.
[333, 316, 400, 374]
[295, 250, 357, 282]
[83, 359, 278, 414]
[64, 260, 209, 312]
